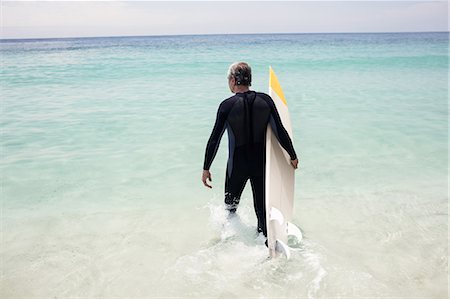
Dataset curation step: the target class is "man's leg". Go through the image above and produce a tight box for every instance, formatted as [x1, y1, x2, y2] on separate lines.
[224, 168, 248, 214]
[249, 175, 266, 236]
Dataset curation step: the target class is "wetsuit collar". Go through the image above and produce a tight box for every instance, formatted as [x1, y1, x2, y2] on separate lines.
[235, 90, 253, 95]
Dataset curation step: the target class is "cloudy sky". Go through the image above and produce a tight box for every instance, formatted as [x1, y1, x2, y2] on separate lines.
[1, 1, 448, 39]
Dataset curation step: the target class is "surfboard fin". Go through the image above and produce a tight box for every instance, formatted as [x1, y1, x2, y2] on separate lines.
[287, 222, 303, 241]
[275, 239, 291, 259]
[269, 207, 285, 226]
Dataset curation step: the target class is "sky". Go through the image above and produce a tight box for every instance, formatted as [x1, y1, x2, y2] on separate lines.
[1, 1, 448, 39]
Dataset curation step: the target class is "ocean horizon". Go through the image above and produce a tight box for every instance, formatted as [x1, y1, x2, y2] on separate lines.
[1, 30, 449, 42]
[1, 31, 448, 297]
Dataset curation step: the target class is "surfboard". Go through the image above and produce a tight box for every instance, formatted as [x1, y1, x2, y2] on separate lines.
[265, 66, 302, 258]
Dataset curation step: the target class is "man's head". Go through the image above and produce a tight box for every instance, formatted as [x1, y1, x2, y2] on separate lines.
[227, 62, 252, 93]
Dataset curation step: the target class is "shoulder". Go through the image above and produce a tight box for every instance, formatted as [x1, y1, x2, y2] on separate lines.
[254, 92, 274, 107]
[221, 94, 237, 104]
[255, 91, 273, 101]
[255, 91, 271, 99]
[219, 94, 239, 112]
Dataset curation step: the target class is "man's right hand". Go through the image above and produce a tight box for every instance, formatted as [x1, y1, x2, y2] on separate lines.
[291, 159, 299, 169]
[202, 170, 212, 188]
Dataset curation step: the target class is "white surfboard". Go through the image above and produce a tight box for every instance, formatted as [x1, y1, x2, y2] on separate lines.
[265, 67, 302, 258]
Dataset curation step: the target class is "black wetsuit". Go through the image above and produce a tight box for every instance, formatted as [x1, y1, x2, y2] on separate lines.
[203, 90, 297, 236]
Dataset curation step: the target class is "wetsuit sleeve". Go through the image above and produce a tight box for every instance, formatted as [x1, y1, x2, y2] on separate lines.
[268, 98, 297, 160]
[203, 103, 227, 170]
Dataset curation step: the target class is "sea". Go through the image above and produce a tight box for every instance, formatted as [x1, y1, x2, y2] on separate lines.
[1, 32, 448, 298]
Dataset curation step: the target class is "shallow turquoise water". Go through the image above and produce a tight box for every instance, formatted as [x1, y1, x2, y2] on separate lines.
[1, 32, 448, 297]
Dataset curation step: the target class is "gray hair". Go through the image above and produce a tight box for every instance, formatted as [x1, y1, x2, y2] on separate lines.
[227, 62, 252, 86]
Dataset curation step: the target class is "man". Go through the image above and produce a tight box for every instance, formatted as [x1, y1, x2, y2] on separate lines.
[202, 62, 298, 237]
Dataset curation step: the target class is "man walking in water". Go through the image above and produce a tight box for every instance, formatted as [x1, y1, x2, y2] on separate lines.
[202, 62, 298, 237]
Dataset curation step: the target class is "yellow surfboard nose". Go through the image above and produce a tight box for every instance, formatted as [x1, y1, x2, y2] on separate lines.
[269, 66, 287, 106]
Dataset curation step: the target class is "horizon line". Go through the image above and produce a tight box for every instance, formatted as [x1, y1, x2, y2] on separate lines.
[1, 30, 448, 42]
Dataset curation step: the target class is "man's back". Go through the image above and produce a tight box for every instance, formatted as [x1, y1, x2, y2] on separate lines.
[226, 91, 271, 146]
[203, 90, 296, 177]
